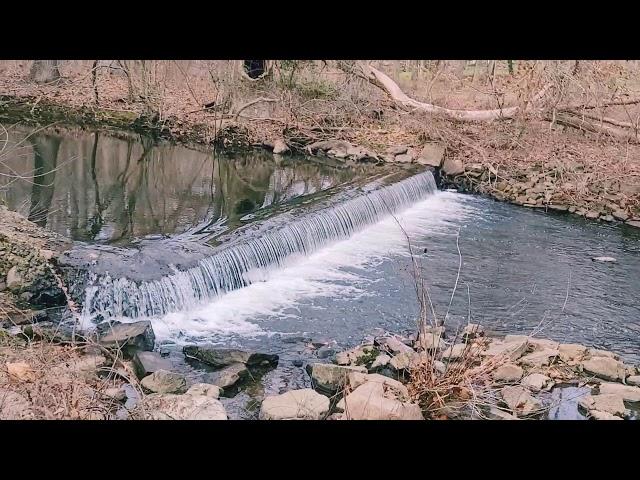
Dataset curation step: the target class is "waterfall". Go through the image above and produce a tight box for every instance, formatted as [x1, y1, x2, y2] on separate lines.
[82, 171, 437, 320]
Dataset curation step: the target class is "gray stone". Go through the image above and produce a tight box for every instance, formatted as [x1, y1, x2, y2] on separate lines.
[582, 357, 626, 382]
[272, 138, 289, 155]
[259, 389, 330, 420]
[316, 346, 335, 359]
[369, 353, 391, 372]
[394, 153, 413, 164]
[442, 158, 464, 176]
[142, 393, 227, 420]
[578, 394, 625, 417]
[493, 364, 524, 383]
[521, 373, 552, 392]
[599, 383, 640, 402]
[389, 351, 420, 371]
[335, 345, 376, 366]
[442, 343, 478, 361]
[386, 145, 408, 156]
[518, 349, 559, 368]
[132, 351, 172, 379]
[140, 370, 187, 394]
[308, 363, 367, 395]
[183, 345, 278, 368]
[501, 386, 543, 416]
[416, 143, 445, 168]
[612, 210, 629, 221]
[185, 383, 222, 399]
[212, 363, 249, 389]
[337, 381, 424, 420]
[99, 321, 155, 352]
[626, 220, 640, 228]
[292, 359, 304, 368]
[377, 336, 414, 355]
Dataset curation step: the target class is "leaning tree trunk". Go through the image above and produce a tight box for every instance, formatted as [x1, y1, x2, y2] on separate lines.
[30, 60, 61, 83]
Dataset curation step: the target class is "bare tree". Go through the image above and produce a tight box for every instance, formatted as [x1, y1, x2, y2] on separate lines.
[29, 60, 61, 83]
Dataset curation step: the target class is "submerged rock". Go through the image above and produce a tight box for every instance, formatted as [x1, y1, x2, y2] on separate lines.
[183, 345, 278, 368]
[259, 389, 329, 420]
[140, 370, 187, 394]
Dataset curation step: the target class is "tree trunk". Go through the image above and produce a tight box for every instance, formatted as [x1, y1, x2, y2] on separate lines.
[28, 135, 60, 227]
[29, 60, 61, 83]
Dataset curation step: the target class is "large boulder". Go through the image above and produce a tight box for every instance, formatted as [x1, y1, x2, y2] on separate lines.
[598, 383, 640, 402]
[442, 158, 464, 176]
[307, 363, 367, 395]
[336, 381, 423, 420]
[416, 143, 445, 168]
[142, 393, 227, 420]
[183, 345, 278, 368]
[140, 370, 187, 394]
[581, 357, 626, 382]
[99, 321, 155, 352]
[212, 363, 249, 389]
[259, 389, 330, 420]
[492, 364, 524, 383]
[500, 386, 543, 417]
[132, 351, 172, 379]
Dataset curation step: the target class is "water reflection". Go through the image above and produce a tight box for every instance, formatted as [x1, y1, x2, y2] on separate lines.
[0, 126, 367, 245]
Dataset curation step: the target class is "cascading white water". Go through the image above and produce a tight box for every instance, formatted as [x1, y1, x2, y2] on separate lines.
[82, 171, 438, 321]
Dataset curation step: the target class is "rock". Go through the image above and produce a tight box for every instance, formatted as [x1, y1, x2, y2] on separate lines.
[389, 351, 420, 371]
[140, 370, 187, 394]
[5, 309, 47, 326]
[521, 373, 552, 392]
[308, 363, 367, 395]
[50, 354, 108, 380]
[346, 372, 410, 400]
[337, 381, 424, 420]
[434, 361, 446, 374]
[486, 406, 519, 420]
[415, 332, 445, 351]
[292, 359, 304, 368]
[558, 343, 588, 362]
[599, 383, 640, 402]
[310, 337, 332, 348]
[272, 138, 289, 155]
[592, 256, 616, 263]
[6, 361, 36, 382]
[493, 364, 524, 383]
[626, 375, 640, 387]
[578, 394, 625, 417]
[142, 393, 227, 420]
[585, 211, 600, 220]
[601, 215, 614, 222]
[103, 387, 127, 402]
[6, 266, 23, 291]
[587, 348, 619, 360]
[376, 336, 414, 355]
[394, 153, 413, 164]
[183, 345, 278, 368]
[518, 349, 559, 368]
[132, 351, 172, 379]
[21, 322, 75, 343]
[612, 210, 629, 221]
[316, 346, 335, 359]
[462, 323, 485, 339]
[504, 335, 559, 351]
[442, 158, 464, 176]
[212, 363, 249, 389]
[482, 340, 528, 361]
[442, 343, 476, 361]
[416, 143, 445, 168]
[369, 353, 391, 372]
[335, 345, 376, 366]
[582, 357, 626, 382]
[185, 383, 222, 399]
[626, 220, 640, 228]
[99, 321, 155, 353]
[259, 388, 330, 420]
[589, 410, 623, 420]
[0, 389, 36, 419]
[386, 145, 408, 156]
[501, 386, 543, 416]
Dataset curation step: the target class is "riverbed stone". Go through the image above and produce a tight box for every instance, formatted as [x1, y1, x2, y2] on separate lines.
[626, 375, 640, 387]
[581, 357, 626, 382]
[259, 388, 329, 420]
[346, 372, 410, 400]
[518, 349, 559, 368]
[316, 346, 335, 359]
[599, 383, 640, 402]
[308, 363, 367, 395]
[132, 351, 172, 379]
[389, 351, 420, 372]
[369, 353, 391, 372]
[482, 340, 528, 361]
[587, 348, 619, 360]
[336, 381, 424, 420]
[99, 321, 155, 352]
[462, 323, 485, 339]
[504, 335, 559, 351]
[142, 393, 227, 420]
[335, 345, 376, 366]
[589, 410, 623, 420]
[501, 386, 543, 416]
[376, 336, 414, 355]
[183, 345, 278, 368]
[185, 383, 222, 399]
[212, 363, 249, 389]
[442, 158, 464, 176]
[558, 343, 588, 362]
[493, 364, 524, 383]
[394, 153, 413, 164]
[140, 370, 187, 394]
[521, 373, 552, 392]
[578, 394, 625, 417]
